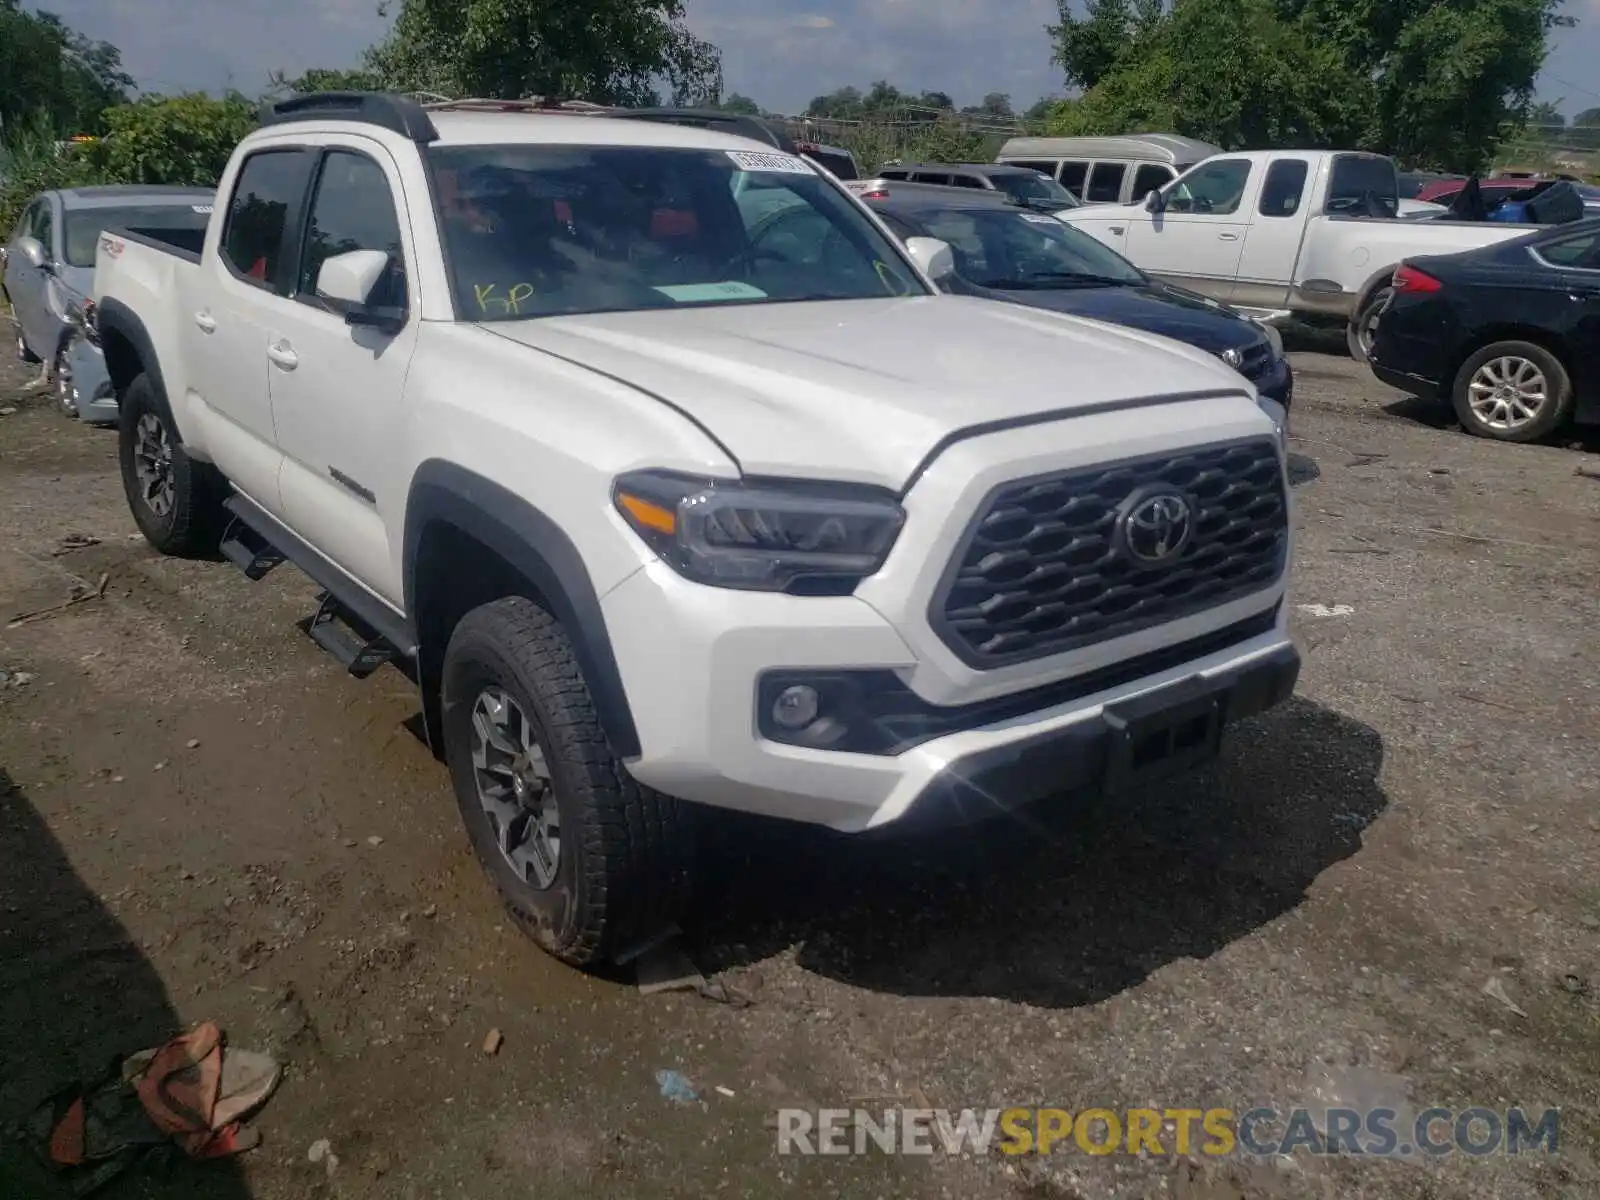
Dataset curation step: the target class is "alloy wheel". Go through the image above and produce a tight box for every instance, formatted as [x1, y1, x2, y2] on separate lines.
[469, 686, 561, 889]
[1467, 356, 1547, 432]
[132, 412, 175, 518]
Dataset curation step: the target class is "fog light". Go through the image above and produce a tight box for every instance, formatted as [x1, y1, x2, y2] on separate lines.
[772, 685, 820, 730]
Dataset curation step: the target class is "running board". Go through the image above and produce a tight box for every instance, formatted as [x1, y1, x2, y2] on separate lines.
[299, 591, 396, 679]
[219, 517, 286, 580]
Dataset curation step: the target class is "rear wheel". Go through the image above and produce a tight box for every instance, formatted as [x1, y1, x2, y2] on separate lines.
[1450, 341, 1573, 443]
[441, 596, 692, 966]
[53, 349, 77, 417]
[117, 373, 225, 554]
[1346, 286, 1393, 362]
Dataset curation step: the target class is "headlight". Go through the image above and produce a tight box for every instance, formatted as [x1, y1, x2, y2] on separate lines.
[1257, 320, 1284, 358]
[612, 470, 905, 594]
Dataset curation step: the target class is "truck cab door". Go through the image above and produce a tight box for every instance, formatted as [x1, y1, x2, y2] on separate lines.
[1127, 158, 1254, 301]
[191, 147, 319, 513]
[1233, 158, 1313, 311]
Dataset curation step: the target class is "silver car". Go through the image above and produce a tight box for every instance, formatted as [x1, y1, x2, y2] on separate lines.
[3, 185, 213, 423]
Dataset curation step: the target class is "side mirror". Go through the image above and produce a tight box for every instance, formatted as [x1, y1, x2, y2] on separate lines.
[904, 236, 955, 283]
[18, 236, 50, 271]
[1144, 190, 1166, 214]
[315, 249, 402, 330]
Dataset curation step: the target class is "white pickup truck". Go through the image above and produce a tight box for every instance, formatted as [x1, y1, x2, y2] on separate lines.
[1058, 149, 1540, 359]
[93, 92, 1300, 967]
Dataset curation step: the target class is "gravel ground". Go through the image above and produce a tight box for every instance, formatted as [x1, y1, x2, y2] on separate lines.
[0, 339, 1597, 1200]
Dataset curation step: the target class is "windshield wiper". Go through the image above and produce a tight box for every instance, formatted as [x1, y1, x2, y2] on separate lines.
[996, 272, 1136, 289]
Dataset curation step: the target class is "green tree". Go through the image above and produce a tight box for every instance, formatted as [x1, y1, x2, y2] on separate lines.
[0, 0, 131, 137]
[267, 67, 384, 97]
[1050, 0, 1363, 149]
[1575, 107, 1600, 126]
[364, 0, 722, 106]
[717, 92, 760, 115]
[88, 93, 259, 186]
[1048, 0, 1165, 90]
[1527, 100, 1564, 131]
[962, 92, 1015, 121]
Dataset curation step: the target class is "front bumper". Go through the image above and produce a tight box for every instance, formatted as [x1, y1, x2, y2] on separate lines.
[65, 337, 117, 424]
[1253, 355, 1293, 410]
[603, 559, 1295, 834]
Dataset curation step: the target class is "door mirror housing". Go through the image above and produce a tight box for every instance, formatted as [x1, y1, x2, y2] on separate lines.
[904, 236, 955, 283]
[315, 249, 403, 331]
[1144, 189, 1167, 214]
[17, 236, 51, 271]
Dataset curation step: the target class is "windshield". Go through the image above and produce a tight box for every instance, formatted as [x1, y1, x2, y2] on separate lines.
[427, 144, 925, 320]
[64, 202, 211, 267]
[912, 207, 1144, 289]
[992, 171, 1078, 208]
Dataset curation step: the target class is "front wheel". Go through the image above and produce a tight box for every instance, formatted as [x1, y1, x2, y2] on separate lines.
[117, 373, 225, 555]
[53, 349, 77, 417]
[1450, 341, 1574, 443]
[441, 596, 692, 966]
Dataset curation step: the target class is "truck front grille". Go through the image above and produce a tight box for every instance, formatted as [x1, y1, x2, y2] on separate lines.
[933, 439, 1287, 668]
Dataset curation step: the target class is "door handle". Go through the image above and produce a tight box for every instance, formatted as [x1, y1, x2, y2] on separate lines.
[266, 340, 298, 371]
[1218, 232, 1240, 241]
[193, 311, 216, 334]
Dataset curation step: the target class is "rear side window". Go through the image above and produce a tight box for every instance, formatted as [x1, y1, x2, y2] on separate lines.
[297, 150, 407, 311]
[949, 174, 987, 189]
[1326, 154, 1398, 217]
[1058, 161, 1088, 196]
[222, 149, 313, 292]
[878, 168, 909, 181]
[1258, 159, 1309, 217]
[1008, 160, 1056, 176]
[911, 172, 952, 186]
[1536, 230, 1600, 268]
[1085, 162, 1126, 203]
[1131, 164, 1173, 202]
[31, 201, 54, 252]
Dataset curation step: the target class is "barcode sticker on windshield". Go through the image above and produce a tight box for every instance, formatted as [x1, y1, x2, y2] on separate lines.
[1021, 213, 1060, 224]
[727, 150, 814, 176]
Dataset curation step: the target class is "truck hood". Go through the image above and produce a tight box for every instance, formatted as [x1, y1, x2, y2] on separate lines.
[485, 296, 1249, 488]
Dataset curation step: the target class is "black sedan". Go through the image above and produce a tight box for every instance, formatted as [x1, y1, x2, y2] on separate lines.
[1369, 220, 1600, 442]
[857, 187, 1292, 410]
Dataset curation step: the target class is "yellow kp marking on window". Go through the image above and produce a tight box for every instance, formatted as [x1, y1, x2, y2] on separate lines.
[874, 261, 910, 295]
[474, 281, 536, 315]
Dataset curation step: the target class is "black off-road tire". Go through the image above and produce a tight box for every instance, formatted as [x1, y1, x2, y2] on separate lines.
[1346, 286, 1392, 362]
[441, 596, 693, 966]
[1450, 341, 1574, 444]
[118, 372, 225, 555]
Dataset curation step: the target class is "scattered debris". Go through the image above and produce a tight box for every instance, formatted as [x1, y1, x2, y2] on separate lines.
[482, 1028, 503, 1057]
[342, 838, 358, 848]
[0, 406, 16, 417]
[0, 669, 36, 689]
[307, 1139, 332, 1162]
[153, 761, 167, 772]
[366, 835, 384, 848]
[714, 1085, 736, 1098]
[51, 533, 102, 555]
[186, 738, 201, 749]
[1481, 976, 1528, 1018]
[635, 938, 706, 996]
[7, 573, 110, 628]
[1576, 465, 1600, 482]
[655, 1069, 699, 1104]
[1559, 974, 1588, 996]
[1579, 915, 1600, 931]
[1297, 603, 1355, 618]
[421, 904, 438, 919]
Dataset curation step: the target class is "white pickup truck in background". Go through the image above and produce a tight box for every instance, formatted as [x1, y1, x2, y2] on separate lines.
[1058, 150, 1548, 359]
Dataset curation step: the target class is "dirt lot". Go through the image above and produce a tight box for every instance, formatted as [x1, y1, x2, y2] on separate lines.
[0, 340, 1597, 1200]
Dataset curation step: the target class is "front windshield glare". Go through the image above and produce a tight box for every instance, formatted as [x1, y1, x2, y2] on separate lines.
[919, 209, 1144, 288]
[428, 144, 927, 320]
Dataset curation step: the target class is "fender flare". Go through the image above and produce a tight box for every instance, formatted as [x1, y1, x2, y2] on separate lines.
[95, 297, 179, 434]
[403, 460, 641, 759]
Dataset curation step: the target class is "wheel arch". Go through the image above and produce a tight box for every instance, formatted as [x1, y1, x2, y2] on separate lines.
[96, 298, 174, 431]
[403, 460, 641, 762]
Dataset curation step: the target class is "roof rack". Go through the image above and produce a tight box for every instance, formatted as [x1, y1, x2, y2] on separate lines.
[260, 91, 438, 143]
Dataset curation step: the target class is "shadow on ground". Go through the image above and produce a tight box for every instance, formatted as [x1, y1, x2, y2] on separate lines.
[687, 697, 1386, 1009]
[0, 769, 253, 1199]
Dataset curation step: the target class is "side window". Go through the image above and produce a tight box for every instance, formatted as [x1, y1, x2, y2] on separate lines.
[1258, 159, 1309, 218]
[33, 201, 55, 253]
[1536, 231, 1600, 268]
[1131, 164, 1174, 203]
[1058, 161, 1087, 197]
[298, 150, 407, 311]
[1166, 159, 1251, 215]
[221, 149, 312, 293]
[878, 169, 909, 181]
[1325, 154, 1398, 217]
[911, 172, 952, 186]
[1008, 160, 1054, 176]
[949, 174, 987, 189]
[1085, 162, 1126, 203]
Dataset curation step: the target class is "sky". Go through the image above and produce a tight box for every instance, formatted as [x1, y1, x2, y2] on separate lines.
[35, 0, 1600, 120]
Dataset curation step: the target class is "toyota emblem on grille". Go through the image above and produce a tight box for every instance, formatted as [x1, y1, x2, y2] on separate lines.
[1221, 346, 1244, 369]
[1121, 487, 1194, 565]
